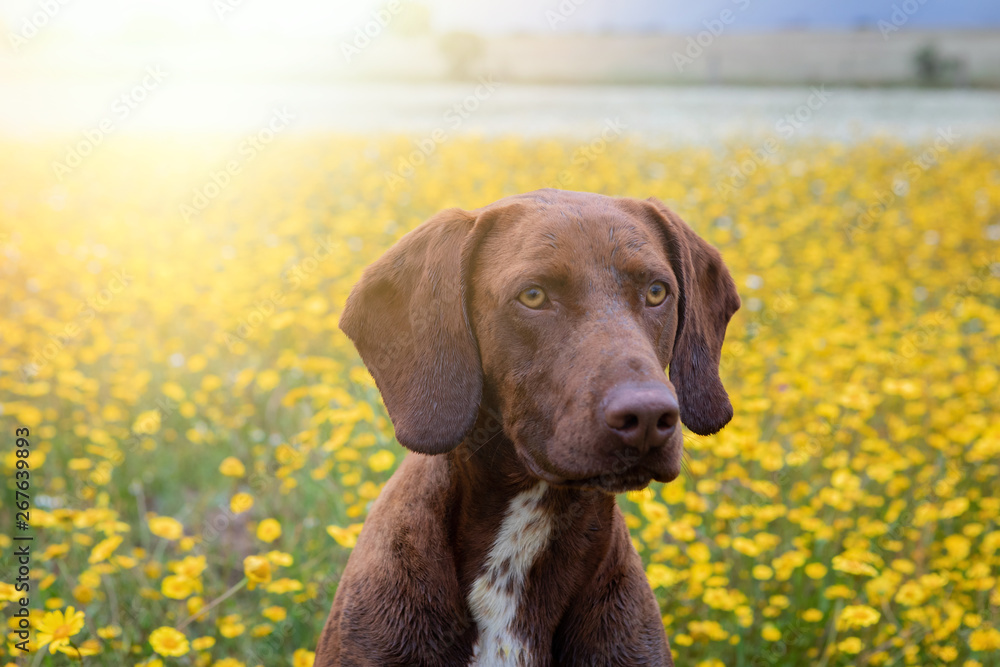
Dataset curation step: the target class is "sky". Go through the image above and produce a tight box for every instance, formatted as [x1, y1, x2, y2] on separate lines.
[3, 0, 999, 40]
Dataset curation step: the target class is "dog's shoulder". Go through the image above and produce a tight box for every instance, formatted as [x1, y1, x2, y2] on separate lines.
[316, 454, 474, 666]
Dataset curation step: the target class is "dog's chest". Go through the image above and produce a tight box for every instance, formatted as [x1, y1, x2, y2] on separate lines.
[467, 482, 553, 666]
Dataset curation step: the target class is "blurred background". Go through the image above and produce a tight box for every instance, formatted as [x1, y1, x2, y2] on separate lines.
[3, 0, 1000, 139]
[2, 2, 1000, 666]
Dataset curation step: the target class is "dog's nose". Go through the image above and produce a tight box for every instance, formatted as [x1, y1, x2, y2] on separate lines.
[603, 383, 679, 453]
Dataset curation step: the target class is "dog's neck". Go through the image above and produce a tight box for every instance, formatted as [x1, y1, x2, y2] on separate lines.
[445, 407, 618, 659]
[447, 406, 617, 552]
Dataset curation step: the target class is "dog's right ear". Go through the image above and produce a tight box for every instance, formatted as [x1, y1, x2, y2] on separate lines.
[641, 198, 741, 436]
[339, 209, 481, 455]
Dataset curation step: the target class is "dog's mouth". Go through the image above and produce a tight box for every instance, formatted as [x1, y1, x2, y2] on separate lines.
[513, 435, 683, 495]
[563, 467, 656, 493]
[517, 451, 661, 494]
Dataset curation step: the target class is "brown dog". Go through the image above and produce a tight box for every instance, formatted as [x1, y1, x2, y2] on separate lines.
[317, 189, 739, 666]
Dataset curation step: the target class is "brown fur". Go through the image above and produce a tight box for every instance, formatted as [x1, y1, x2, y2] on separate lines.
[317, 189, 739, 666]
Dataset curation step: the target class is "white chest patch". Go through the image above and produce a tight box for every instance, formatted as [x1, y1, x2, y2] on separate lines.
[467, 482, 553, 666]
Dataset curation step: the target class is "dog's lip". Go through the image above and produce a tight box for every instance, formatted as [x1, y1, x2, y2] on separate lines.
[563, 467, 655, 493]
[516, 448, 572, 486]
[514, 443, 678, 493]
[520, 451, 656, 493]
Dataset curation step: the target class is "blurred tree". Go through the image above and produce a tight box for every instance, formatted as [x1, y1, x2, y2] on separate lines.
[914, 44, 965, 86]
[438, 31, 485, 80]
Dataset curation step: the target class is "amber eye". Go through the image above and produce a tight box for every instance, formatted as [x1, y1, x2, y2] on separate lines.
[517, 286, 547, 309]
[645, 281, 668, 306]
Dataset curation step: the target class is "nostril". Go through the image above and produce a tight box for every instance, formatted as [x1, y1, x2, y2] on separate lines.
[605, 406, 642, 433]
[620, 414, 639, 432]
[656, 409, 679, 432]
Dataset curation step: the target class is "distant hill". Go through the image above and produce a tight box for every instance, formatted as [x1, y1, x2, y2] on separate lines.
[423, 0, 1000, 34]
[700, 0, 1000, 31]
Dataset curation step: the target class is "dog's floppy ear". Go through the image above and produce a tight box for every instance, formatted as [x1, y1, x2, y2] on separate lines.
[643, 197, 741, 436]
[339, 208, 481, 454]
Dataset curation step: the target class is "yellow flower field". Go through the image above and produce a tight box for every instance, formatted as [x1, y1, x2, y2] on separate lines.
[1, 134, 999, 666]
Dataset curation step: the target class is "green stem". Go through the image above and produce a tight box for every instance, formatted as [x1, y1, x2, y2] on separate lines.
[176, 577, 247, 630]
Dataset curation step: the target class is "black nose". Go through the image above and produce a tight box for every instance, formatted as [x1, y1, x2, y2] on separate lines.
[603, 382, 679, 454]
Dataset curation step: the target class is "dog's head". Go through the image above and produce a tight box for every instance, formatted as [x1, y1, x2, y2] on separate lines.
[340, 190, 740, 493]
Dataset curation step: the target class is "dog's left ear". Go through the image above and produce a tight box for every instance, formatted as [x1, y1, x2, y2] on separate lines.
[339, 208, 482, 455]
[642, 197, 741, 436]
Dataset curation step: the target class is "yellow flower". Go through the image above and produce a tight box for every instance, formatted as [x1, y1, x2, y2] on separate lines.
[161, 575, 195, 600]
[802, 609, 824, 622]
[256, 518, 282, 543]
[72, 584, 95, 604]
[647, 564, 682, 590]
[187, 595, 206, 617]
[213, 658, 246, 667]
[0, 582, 21, 602]
[894, 581, 927, 606]
[256, 369, 281, 391]
[832, 555, 878, 577]
[293, 648, 316, 667]
[132, 409, 161, 434]
[171, 554, 207, 579]
[326, 523, 363, 548]
[40, 542, 70, 560]
[149, 626, 189, 657]
[231, 492, 254, 513]
[266, 550, 294, 567]
[368, 449, 396, 472]
[265, 578, 303, 594]
[937, 646, 959, 662]
[57, 638, 101, 656]
[804, 563, 828, 579]
[36, 606, 85, 654]
[148, 516, 184, 540]
[824, 585, 855, 600]
[837, 605, 881, 631]
[191, 635, 215, 650]
[88, 534, 123, 564]
[218, 614, 246, 638]
[838, 637, 863, 655]
[969, 627, 1000, 651]
[761, 624, 781, 641]
[244, 555, 272, 589]
[262, 605, 287, 622]
[219, 456, 246, 477]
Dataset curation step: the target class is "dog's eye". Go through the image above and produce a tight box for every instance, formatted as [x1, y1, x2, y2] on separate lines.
[645, 281, 668, 307]
[517, 286, 547, 309]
